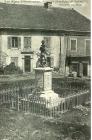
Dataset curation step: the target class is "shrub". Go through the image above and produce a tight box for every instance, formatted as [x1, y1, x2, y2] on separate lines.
[0, 66, 4, 75]
[4, 62, 23, 74]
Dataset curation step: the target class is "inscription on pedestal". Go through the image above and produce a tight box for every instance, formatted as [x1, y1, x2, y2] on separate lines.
[44, 72, 52, 91]
[35, 72, 43, 90]
[35, 67, 53, 92]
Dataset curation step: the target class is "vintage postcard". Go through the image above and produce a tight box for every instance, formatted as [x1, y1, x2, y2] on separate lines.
[0, 0, 91, 140]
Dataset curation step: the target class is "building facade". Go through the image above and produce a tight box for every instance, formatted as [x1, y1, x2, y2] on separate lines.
[66, 36, 91, 77]
[0, 32, 66, 73]
[0, 2, 90, 76]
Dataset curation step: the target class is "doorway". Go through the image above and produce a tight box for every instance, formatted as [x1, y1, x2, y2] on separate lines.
[83, 63, 88, 76]
[70, 63, 79, 76]
[24, 56, 31, 72]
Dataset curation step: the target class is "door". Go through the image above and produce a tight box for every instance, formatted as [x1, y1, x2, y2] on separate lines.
[71, 63, 79, 76]
[83, 63, 87, 76]
[47, 57, 51, 67]
[24, 56, 31, 72]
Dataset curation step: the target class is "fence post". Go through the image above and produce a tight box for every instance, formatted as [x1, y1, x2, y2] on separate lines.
[27, 100, 29, 112]
[17, 94, 20, 111]
[11, 98, 14, 109]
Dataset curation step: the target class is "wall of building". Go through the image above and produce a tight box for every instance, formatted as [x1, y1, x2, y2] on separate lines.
[0, 35, 2, 66]
[1, 31, 65, 72]
[0, 35, 1, 51]
[1, 31, 90, 76]
[66, 36, 90, 56]
[86, 62, 90, 77]
[65, 35, 91, 77]
[1, 34, 23, 69]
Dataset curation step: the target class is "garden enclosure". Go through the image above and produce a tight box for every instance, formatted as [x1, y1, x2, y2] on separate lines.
[0, 77, 90, 118]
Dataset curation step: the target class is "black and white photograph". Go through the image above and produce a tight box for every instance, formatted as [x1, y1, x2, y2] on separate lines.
[0, 0, 91, 139]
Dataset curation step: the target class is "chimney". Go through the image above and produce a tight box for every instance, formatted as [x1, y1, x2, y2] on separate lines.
[44, 2, 52, 9]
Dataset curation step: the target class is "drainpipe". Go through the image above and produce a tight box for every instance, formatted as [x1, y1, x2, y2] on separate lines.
[59, 36, 61, 71]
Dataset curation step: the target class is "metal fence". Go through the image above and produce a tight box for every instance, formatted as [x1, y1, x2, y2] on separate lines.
[0, 78, 90, 117]
[0, 89, 90, 118]
[19, 90, 90, 117]
[52, 78, 90, 97]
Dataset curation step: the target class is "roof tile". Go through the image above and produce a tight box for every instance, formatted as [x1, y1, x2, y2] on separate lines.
[0, 3, 90, 32]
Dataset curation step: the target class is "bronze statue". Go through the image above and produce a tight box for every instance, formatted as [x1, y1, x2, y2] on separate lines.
[36, 40, 48, 67]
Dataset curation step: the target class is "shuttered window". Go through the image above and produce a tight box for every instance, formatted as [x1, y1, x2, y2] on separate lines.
[24, 37, 31, 48]
[11, 57, 18, 66]
[8, 36, 21, 49]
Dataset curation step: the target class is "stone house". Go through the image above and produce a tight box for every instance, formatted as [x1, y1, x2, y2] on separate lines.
[0, 2, 90, 76]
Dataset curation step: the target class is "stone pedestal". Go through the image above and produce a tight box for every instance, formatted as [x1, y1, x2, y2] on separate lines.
[34, 67, 61, 108]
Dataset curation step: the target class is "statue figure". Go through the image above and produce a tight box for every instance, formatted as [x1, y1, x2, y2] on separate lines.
[36, 40, 48, 67]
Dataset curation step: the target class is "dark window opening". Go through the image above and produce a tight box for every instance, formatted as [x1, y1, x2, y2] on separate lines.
[12, 37, 18, 48]
[71, 39, 77, 51]
[24, 56, 31, 72]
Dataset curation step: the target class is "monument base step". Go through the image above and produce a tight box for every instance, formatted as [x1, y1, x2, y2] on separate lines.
[40, 90, 63, 109]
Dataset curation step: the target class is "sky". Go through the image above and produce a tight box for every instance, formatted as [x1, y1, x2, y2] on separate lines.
[0, 0, 91, 19]
[74, 0, 91, 19]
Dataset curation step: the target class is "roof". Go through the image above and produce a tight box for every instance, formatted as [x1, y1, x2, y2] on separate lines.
[0, 3, 90, 32]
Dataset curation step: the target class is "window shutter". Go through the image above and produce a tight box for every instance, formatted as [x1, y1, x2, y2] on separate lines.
[44, 37, 51, 55]
[18, 37, 21, 49]
[8, 37, 12, 49]
[86, 40, 90, 55]
[44, 37, 50, 48]
[28, 37, 31, 48]
[51, 56, 54, 67]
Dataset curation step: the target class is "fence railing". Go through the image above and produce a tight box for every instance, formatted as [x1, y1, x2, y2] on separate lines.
[0, 89, 90, 118]
[19, 90, 90, 117]
[0, 78, 90, 117]
[52, 78, 90, 97]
